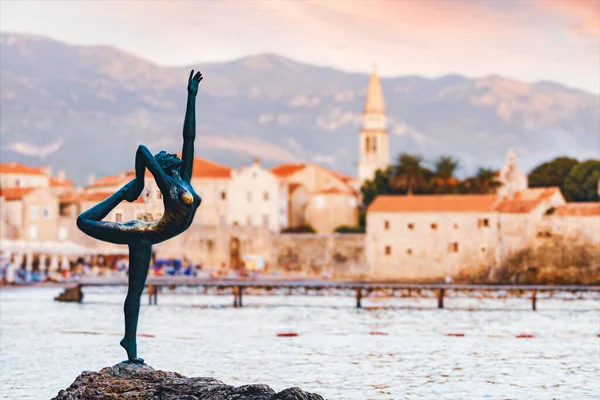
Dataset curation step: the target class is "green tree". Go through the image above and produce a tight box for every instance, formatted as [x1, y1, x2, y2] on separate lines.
[391, 153, 431, 195]
[360, 167, 392, 208]
[433, 156, 460, 194]
[562, 159, 600, 202]
[528, 157, 579, 189]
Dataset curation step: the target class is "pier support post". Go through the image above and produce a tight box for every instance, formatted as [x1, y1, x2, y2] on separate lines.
[356, 288, 362, 308]
[153, 285, 158, 305]
[147, 285, 153, 306]
[233, 286, 239, 308]
[438, 289, 445, 309]
[238, 287, 243, 308]
[532, 289, 537, 311]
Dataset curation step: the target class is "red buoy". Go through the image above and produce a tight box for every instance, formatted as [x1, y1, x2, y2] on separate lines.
[447, 333, 465, 337]
[137, 333, 155, 338]
[370, 331, 388, 336]
[277, 332, 298, 337]
[515, 334, 535, 338]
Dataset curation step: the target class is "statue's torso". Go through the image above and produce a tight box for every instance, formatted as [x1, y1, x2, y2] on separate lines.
[144, 178, 201, 244]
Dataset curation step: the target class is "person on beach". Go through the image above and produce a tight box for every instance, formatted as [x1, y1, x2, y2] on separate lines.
[76, 70, 203, 364]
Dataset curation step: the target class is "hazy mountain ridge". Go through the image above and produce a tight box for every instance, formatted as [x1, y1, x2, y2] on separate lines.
[1, 32, 598, 185]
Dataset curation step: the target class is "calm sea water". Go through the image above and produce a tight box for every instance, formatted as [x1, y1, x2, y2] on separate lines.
[0, 287, 599, 400]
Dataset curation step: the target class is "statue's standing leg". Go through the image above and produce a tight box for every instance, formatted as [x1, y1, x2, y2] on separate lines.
[120, 244, 152, 364]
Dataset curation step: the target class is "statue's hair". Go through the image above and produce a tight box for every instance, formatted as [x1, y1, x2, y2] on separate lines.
[154, 151, 182, 172]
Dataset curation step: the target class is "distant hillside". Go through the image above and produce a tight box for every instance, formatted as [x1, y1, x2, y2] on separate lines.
[1, 32, 598, 185]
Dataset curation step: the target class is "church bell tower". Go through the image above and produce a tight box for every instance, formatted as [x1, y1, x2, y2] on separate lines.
[358, 66, 389, 187]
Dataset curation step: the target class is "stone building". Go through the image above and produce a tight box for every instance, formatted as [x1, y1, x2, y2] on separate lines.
[357, 68, 389, 187]
[0, 187, 61, 241]
[228, 159, 288, 232]
[271, 163, 358, 233]
[365, 187, 569, 280]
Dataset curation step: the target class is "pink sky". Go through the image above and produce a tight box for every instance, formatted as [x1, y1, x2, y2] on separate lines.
[2, 0, 599, 92]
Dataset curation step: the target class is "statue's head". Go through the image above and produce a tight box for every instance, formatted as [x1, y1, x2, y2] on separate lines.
[154, 151, 183, 176]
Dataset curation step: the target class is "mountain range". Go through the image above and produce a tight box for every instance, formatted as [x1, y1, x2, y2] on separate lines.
[1, 32, 599, 185]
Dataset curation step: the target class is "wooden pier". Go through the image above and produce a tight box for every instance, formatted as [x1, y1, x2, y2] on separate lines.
[55, 278, 600, 311]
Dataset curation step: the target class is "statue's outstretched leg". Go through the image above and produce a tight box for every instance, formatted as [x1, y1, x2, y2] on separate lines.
[120, 244, 152, 364]
[76, 188, 136, 245]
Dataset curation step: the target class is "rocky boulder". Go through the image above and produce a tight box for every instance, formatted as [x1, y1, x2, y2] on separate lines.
[52, 362, 325, 400]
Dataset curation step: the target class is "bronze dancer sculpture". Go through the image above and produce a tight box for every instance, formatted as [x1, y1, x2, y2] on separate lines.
[77, 71, 203, 364]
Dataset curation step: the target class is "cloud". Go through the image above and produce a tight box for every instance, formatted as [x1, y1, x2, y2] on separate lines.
[312, 154, 336, 165]
[392, 121, 439, 148]
[532, 0, 600, 38]
[257, 113, 274, 124]
[6, 140, 63, 158]
[316, 108, 361, 131]
[196, 134, 301, 163]
[289, 94, 321, 108]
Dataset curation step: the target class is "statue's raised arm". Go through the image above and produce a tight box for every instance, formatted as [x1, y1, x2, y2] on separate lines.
[181, 70, 203, 182]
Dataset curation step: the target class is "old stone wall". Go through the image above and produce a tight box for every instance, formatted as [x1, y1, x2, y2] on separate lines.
[270, 233, 366, 278]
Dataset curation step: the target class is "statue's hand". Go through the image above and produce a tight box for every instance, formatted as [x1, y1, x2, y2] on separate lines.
[122, 179, 144, 203]
[187, 70, 203, 96]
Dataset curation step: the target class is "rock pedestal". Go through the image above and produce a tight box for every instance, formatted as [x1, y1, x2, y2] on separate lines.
[52, 363, 325, 400]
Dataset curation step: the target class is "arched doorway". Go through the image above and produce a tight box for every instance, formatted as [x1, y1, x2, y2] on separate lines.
[229, 236, 241, 270]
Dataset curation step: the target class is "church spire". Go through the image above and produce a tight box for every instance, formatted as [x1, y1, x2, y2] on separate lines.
[364, 67, 385, 115]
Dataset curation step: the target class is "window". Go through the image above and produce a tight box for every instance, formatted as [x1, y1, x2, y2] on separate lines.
[384, 220, 390, 230]
[115, 212, 123, 222]
[58, 226, 68, 241]
[384, 245, 391, 255]
[30, 206, 39, 220]
[497, 222, 501, 229]
[478, 218, 490, 228]
[29, 225, 38, 240]
[372, 137, 377, 152]
[247, 192, 252, 202]
[42, 207, 51, 220]
[252, 172, 257, 178]
[481, 246, 487, 253]
[365, 137, 371, 153]
[136, 213, 144, 220]
[407, 223, 414, 230]
[156, 190, 162, 200]
[15, 179, 21, 187]
[431, 223, 438, 230]
[262, 214, 269, 228]
[406, 249, 412, 255]
[448, 242, 459, 253]
[263, 191, 269, 201]
[453, 223, 459, 229]
[221, 191, 227, 200]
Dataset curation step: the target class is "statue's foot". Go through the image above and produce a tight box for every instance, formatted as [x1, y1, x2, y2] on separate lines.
[122, 357, 145, 365]
[120, 337, 142, 364]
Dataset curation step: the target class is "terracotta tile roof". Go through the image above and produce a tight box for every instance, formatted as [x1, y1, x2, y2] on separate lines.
[288, 183, 302, 195]
[88, 174, 130, 188]
[494, 187, 561, 214]
[271, 163, 307, 178]
[553, 203, 600, 217]
[190, 157, 232, 178]
[315, 187, 352, 195]
[0, 187, 38, 201]
[0, 162, 47, 176]
[49, 176, 74, 187]
[326, 168, 355, 183]
[61, 191, 145, 204]
[368, 194, 499, 213]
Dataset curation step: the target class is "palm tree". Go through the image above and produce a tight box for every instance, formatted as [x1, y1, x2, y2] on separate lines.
[433, 156, 460, 193]
[392, 153, 427, 195]
[475, 168, 501, 194]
